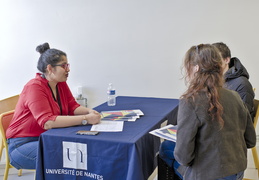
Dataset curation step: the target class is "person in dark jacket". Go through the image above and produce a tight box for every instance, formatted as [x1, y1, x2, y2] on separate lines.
[175, 44, 256, 180]
[212, 42, 255, 118]
[159, 43, 256, 180]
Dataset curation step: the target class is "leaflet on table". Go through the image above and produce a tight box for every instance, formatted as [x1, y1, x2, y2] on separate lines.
[100, 109, 144, 121]
[101, 117, 138, 121]
[90, 120, 124, 132]
[149, 124, 177, 142]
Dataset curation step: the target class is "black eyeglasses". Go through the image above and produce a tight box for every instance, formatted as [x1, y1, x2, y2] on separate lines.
[53, 63, 70, 70]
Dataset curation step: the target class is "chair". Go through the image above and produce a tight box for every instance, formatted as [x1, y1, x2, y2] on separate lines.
[0, 110, 23, 180]
[0, 94, 20, 161]
[0, 95, 22, 179]
[251, 99, 259, 175]
[157, 155, 181, 180]
[0, 95, 19, 114]
[243, 99, 259, 180]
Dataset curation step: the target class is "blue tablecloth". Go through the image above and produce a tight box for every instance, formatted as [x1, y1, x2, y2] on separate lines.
[36, 96, 178, 180]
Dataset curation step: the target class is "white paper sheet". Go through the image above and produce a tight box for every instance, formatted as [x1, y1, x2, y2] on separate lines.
[90, 120, 124, 132]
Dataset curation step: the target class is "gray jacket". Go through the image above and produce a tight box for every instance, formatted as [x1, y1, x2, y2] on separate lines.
[174, 88, 256, 180]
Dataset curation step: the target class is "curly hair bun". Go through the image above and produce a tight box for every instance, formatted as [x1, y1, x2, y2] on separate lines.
[36, 42, 50, 54]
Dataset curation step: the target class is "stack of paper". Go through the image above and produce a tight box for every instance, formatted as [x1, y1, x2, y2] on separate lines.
[149, 124, 177, 142]
[91, 121, 124, 132]
[100, 109, 144, 121]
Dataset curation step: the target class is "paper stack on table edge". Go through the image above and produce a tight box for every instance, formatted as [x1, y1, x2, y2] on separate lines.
[90, 120, 124, 132]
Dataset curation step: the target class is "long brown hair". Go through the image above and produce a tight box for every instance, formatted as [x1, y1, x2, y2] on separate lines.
[181, 44, 224, 127]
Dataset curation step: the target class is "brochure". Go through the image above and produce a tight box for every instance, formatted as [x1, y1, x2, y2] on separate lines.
[100, 109, 144, 121]
[149, 124, 177, 142]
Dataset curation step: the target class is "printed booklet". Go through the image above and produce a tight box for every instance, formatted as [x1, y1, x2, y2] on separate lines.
[100, 109, 144, 121]
[149, 124, 177, 142]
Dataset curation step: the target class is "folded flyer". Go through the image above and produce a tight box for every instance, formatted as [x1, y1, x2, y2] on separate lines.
[149, 124, 177, 142]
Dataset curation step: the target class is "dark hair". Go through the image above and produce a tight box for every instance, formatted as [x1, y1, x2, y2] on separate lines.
[36, 42, 67, 73]
[212, 42, 231, 59]
[182, 44, 224, 127]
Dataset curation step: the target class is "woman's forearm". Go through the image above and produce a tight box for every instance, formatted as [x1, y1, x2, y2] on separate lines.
[44, 115, 85, 130]
[74, 106, 94, 115]
[44, 111, 101, 130]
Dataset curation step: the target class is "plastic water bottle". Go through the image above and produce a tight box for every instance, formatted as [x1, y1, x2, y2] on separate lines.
[107, 83, 116, 106]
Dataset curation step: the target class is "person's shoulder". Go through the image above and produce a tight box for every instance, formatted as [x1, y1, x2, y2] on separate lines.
[238, 76, 251, 84]
[23, 74, 48, 91]
[180, 91, 208, 106]
[226, 75, 251, 88]
[220, 87, 238, 95]
[26, 76, 45, 86]
[220, 88, 246, 108]
[220, 88, 241, 99]
[232, 76, 253, 93]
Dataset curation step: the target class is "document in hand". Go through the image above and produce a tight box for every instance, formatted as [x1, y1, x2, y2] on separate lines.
[100, 109, 144, 121]
[149, 124, 177, 142]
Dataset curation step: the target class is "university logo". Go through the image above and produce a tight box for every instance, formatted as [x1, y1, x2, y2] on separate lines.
[62, 141, 87, 170]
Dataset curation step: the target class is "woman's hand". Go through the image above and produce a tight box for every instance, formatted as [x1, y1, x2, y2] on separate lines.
[85, 111, 101, 125]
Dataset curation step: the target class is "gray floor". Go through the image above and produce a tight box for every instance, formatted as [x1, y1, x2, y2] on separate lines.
[0, 169, 35, 180]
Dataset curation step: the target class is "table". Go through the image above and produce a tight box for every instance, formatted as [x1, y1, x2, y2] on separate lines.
[36, 96, 179, 180]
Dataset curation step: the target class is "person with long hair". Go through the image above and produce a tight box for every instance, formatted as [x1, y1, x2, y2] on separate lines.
[174, 44, 256, 179]
[159, 44, 256, 180]
[6, 42, 101, 170]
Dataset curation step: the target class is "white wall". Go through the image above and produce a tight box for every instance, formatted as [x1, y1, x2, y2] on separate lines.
[1, 0, 259, 109]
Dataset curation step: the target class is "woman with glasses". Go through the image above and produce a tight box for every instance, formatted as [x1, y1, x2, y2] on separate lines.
[159, 44, 256, 180]
[6, 42, 101, 170]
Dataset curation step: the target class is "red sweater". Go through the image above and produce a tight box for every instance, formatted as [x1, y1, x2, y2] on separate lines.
[6, 73, 80, 138]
